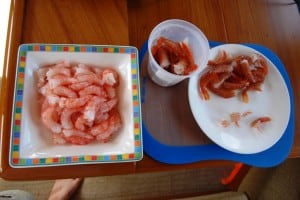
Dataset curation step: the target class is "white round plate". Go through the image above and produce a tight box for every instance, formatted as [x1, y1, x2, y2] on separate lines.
[188, 44, 290, 154]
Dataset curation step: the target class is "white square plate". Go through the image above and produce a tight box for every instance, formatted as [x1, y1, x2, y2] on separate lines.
[10, 44, 143, 167]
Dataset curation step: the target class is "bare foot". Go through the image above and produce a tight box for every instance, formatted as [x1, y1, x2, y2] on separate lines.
[48, 178, 83, 200]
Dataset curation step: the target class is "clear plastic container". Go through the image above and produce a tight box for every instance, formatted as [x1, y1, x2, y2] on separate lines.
[147, 19, 209, 87]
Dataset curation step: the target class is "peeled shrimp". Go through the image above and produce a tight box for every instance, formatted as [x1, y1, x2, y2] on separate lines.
[76, 74, 102, 86]
[41, 106, 62, 133]
[73, 64, 94, 76]
[60, 108, 80, 129]
[52, 133, 66, 144]
[83, 96, 106, 122]
[48, 75, 77, 89]
[52, 86, 78, 98]
[78, 85, 106, 97]
[90, 110, 122, 142]
[37, 62, 122, 145]
[74, 115, 91, 131]
[63, 135, 94, 145]
[102, 69, 119, 86]
[69, 81, 91, 91]
[46, 67, 71, 79]
[58, 96, 92, 109]
[98, 98, 118, 113]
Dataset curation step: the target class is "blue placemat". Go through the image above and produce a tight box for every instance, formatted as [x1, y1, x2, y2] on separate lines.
[139, 41, 295, 168]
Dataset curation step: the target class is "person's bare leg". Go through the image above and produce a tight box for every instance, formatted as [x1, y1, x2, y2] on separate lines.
[48, 178, 83, 200]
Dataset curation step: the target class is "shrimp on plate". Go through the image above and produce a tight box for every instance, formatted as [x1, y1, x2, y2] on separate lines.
[37, 62, 122, 145]
[90, 110, 122, 143]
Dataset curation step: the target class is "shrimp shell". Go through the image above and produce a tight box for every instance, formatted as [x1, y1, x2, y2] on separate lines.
[251, 117, 271, 129]
[199, 50, 268, 103]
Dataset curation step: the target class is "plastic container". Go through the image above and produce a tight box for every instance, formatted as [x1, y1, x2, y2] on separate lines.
[147, 19, 209, 87]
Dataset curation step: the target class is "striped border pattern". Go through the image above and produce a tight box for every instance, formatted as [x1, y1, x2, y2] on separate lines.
[10, 44, 142, 167]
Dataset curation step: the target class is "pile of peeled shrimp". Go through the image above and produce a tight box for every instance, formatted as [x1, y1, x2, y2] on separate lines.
[151, 36, 198, 75]
[199, 50, 268, 103]
[37, 61, 122, 145]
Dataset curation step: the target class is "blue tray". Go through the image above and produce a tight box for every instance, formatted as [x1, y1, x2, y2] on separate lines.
[139, 41, 295, 168]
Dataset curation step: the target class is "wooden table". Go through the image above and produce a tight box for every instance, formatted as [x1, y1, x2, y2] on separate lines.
[0, 0, 299, 184]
